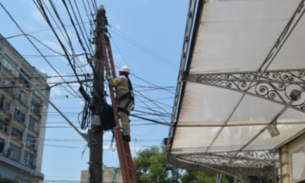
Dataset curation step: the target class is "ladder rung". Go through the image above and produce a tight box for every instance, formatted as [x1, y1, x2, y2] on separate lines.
[128, 179, 137, 183]
[124, 166, 134, 171]
[122, 140, 129, 144]
[124, 153, 131, 157]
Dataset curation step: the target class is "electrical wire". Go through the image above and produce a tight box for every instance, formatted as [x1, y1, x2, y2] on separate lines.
[0, 3, 82, 99]
[109, 26, 178, 71]
[62, 0, 92, 63]
[82, 0, 94, 32]
[38, 0, 90, 77]
[72, 0, 94, 54]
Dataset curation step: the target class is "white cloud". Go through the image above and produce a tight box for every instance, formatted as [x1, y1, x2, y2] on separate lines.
[114, 24, 122, 31]
[31, 9, 47, 25]
[50, 86, 62, 98]
[42, 40, 62, 53]
[114, 53, 121, 59]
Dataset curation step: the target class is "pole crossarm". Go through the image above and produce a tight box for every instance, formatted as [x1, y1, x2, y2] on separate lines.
[183, 69, 305, 113]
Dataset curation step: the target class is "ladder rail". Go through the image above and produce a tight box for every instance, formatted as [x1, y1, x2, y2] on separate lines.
[99, 32, 137, 183]
[106, 37, 137, 183]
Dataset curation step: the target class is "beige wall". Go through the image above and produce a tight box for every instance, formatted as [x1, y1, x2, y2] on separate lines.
[81, 167, 123, 183]
[280, 133, 305, 183]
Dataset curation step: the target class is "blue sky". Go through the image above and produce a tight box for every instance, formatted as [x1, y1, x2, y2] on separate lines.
[0, 0, 188, 181]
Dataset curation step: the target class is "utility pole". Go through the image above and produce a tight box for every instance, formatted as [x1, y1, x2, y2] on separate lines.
[89, 5, 107, 183]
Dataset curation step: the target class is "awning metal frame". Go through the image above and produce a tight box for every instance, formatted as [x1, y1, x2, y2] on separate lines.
[168, 0, 305, 177]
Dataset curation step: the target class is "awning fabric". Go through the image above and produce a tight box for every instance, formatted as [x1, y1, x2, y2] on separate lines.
[168, 0, 305, 176]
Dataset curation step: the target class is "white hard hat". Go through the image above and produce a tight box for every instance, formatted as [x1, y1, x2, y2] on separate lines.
[119, 66, 130, 74]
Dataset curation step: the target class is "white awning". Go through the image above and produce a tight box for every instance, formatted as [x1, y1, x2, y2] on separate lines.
[168, 0, 305, 176]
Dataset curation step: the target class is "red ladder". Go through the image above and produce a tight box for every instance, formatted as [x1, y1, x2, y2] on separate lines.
[99, 33, 137, 183]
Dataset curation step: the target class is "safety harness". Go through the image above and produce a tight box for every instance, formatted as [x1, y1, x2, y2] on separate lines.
[117, 77, 134, 115]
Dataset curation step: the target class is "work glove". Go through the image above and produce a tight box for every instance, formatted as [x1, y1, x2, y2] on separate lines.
[105, 73, 111, 80]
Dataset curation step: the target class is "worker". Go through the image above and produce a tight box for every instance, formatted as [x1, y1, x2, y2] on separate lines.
[106, 66, 134, 142]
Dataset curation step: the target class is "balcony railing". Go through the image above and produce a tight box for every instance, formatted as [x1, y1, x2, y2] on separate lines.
[28, 125, 39, 134]
[26, 141, 35, 149]
[0, 102, 11, 117]
[31, 107, 41, 117]
[11, 134, 22, 142]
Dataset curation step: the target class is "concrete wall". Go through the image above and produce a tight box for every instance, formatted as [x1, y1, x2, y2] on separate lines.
[0, 34, 49, 181]
[0, 155, 43, 183]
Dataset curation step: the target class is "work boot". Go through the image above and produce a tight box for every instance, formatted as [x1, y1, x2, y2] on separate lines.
[122, 135, 131, 142]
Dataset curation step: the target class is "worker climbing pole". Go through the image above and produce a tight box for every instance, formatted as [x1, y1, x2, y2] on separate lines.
[89, 4, 137, 183]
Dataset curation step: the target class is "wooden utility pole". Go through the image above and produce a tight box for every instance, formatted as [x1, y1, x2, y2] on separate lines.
[89, 5, 137, 183]
[89, 5, 107, 183]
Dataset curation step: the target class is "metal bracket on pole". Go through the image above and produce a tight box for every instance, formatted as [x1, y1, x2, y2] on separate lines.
[184, 69, 305, 113]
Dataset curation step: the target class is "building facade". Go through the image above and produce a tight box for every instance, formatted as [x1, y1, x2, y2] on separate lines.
[81, 167, 123, 183]
[0, 34, 50, 182]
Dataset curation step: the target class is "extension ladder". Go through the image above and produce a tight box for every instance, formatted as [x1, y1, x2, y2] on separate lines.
[99, 32, 137, 183]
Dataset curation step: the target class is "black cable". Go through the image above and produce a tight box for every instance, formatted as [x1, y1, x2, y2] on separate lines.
[82, 0, 94, 32]
[111, 66, 174, 121]
[39, 0, 89, 75]
[131, 73, 175, 95]
[0, 3, 81, 98]
[109, 26, 178, 70]
[1, 33, 64, 56]
[85, 0, 95, 18]
[110, 42, 174, 123]
[62, 0, 92, 64]
[110, 67, 172, 122]
[34, 0, 83, 85]
[72, 0, 94, 54]
[0, 74, 91, 80]
[91, 0, 98, 11]
[134, 91, 173, 109]
[79, 102, 91, 130]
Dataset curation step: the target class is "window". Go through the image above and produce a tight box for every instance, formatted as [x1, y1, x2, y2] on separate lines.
[1, 98, 11, 114]
[16, 90, 27, 105]
[26, 133, 36, 149]
[1, 57, 18, 76]
[9, 143, 21, 162]
[19, 68, 30, 88]
[29, 115, 37, 130]
[14, 108, 26, 123]
[0, 138, 4, 153]
[0, 77, 10, 86]
[292, 146, 305, 183]
[33, 90, 39, 97]
[31, 99, 40, 114]
[0, 114, 8, 133]
[11, 125, 23, 141]
[24, 151, 34, 167]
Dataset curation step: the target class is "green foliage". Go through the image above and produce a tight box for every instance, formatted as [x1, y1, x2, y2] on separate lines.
[181, 170, 217, 183]
[133, 145, 181, 183]
[133, 144, 273, 183]
[0, 174, 19, 183]
[181, 171, 234, 183]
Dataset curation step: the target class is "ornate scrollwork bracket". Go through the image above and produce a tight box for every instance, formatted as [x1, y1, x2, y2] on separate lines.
[183, 69, 305, 113]
[175, 150, 278, 176]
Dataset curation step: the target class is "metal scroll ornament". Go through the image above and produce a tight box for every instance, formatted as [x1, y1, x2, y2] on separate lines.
[176, 150, 278, 176]
[196, 70, 305, 112]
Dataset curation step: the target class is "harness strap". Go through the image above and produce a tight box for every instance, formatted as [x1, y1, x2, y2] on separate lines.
[117, 107, 130, 115]
[117, 85, 129, 90]
[117, 92, 132, 101]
